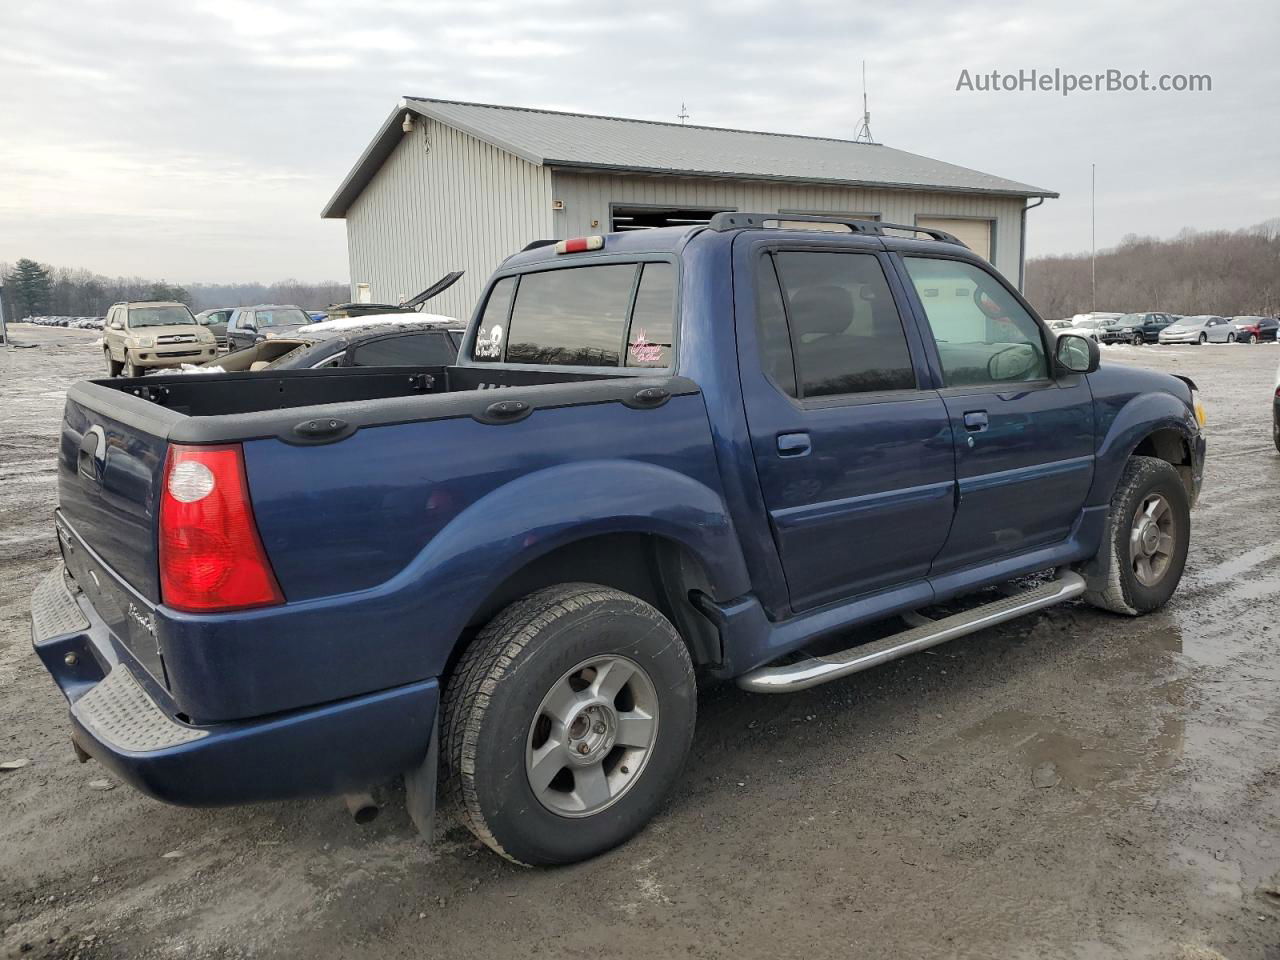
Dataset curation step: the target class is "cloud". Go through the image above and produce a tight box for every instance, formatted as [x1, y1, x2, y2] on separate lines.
[0, 0, 1276, 281]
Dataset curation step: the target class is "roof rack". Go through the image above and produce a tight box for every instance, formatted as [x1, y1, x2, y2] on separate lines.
[705, 212, 965, 246]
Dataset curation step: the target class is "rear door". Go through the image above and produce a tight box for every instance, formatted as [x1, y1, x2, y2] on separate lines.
[734, 235, 956, 613]
[896, 253, 1094, 574]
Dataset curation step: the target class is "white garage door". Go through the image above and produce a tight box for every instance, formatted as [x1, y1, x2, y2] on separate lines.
[916, 217, 993, 261]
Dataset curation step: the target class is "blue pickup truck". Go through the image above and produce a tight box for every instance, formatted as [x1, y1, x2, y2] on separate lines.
[31, 214, 1205, 865]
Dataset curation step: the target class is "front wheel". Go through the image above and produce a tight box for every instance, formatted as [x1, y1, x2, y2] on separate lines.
[443, 583, 696, 865]
[1080, 456, 1190, 615]
[1131, 333, 1144, 346]
[104, 349, 122, 377]
[1197, 333, 1208, 344]
[1227, 332, 1236, 343]
[123, 354, 143, 377]
[1247, 333, 1258, 344]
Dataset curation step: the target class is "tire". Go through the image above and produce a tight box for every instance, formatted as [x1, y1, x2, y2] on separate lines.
[1273, 416, 1280, 455]
[1131, 333, 1144, 346]
[442, 583, 696, 866]
[104, 350, 122, 377]
[123, 354, 143, 377]
[1227, 332, 1236, 343]
[1247, 333, 1257, 344]
[1197, 333, 1207, 344]
[1080, 456, 1190, 616]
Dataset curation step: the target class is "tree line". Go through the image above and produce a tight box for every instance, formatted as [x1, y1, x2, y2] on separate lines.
[1025, 219, 1280, 320]
[0, 258, 350, 320]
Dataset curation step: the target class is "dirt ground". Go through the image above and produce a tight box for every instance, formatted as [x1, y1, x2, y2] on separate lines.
[2, 325, 1278, 960]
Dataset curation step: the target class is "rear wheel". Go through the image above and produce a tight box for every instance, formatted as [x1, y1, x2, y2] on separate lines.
[104, 349, 122, 377]
[443, 583, 696, 865]
[1227, 332, 1236, 343]
[1080, 456, 1190, 615]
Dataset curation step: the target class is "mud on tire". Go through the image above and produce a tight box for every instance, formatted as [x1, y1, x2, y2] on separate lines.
[1080, 455, 1190, 615]
[441, 583, 696, 866]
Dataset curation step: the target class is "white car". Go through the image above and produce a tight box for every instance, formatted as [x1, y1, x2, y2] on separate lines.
[1158, 315, 1234, 345]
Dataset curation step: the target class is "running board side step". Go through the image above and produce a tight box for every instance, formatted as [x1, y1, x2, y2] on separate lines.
[735, 571, 1086, 694]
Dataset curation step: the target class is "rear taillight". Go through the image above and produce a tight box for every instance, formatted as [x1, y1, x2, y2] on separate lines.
[159, 444, 283, 613]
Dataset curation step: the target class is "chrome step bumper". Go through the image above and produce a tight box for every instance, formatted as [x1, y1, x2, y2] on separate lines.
[736, 571, 1086, 694]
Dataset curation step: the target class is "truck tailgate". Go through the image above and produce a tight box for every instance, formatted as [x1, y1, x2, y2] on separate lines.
[58, 386, 177, 681]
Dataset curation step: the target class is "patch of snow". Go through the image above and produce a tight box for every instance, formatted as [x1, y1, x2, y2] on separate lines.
[174, 364, 226, 375]
[302, 312, 458, 334]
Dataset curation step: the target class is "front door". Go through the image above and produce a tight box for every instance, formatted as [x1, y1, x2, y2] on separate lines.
[735, 238, 957, 613]
[898, 255, 1095, 574]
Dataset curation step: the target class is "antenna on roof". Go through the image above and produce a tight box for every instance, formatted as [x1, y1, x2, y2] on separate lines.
[677, 102, 690, 125]
[853, 61, 877, 144]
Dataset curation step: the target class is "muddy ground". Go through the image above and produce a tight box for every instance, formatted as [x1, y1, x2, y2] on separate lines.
[1, 325, 1278, 959]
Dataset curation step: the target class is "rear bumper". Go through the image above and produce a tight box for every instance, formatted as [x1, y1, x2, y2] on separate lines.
[30, 565, 438, 806]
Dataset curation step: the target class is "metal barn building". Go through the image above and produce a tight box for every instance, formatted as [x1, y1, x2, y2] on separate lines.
[323, 98, 1057, 320]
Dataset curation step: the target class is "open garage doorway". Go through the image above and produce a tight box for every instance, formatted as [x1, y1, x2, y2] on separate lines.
[610, 205, 732, 231]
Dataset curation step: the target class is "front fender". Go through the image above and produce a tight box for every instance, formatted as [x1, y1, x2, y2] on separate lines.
[1087, 390, 1200, 505]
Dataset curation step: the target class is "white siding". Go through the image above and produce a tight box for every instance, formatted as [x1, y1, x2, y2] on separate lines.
[345, 120, 553, 321]
[550, 172, 1027, 285]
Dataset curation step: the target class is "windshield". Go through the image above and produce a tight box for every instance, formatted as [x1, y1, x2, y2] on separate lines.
[1117, 313, 1142, 324]
[128, 305, 195, 328]
[256, 308, 312, 328]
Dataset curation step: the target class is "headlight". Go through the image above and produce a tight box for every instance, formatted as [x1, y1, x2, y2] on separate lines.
[1192, 390, 1207, 427]
[126, 335, 155, 348]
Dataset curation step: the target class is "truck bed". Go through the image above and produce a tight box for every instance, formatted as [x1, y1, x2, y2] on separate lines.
[57, 365, 706, 712]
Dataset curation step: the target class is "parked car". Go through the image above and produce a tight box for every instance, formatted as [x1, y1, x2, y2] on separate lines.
[1158, 315, 1234, 344]
[101, 300, 217, 376]
[33, 214, 1205, 866]
[194, 308, 234, 350]
[224, 304, 316, 351]
[1103, 312, 1177, 345]
[196, 318, 464, 373]
[1231, 316, 1279, 344]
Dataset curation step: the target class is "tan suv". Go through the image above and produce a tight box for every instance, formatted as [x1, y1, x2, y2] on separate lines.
[103, 301, 217, 377]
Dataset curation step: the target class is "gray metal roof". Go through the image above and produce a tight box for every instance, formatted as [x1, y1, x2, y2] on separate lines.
[322, 98, 1057, 218]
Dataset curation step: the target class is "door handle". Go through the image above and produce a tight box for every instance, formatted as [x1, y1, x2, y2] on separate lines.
[776, 432, 811, 458]
[963, 411, 989, 432]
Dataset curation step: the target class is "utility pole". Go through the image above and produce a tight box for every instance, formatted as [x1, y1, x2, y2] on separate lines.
[0, 285, 7, 345]
[1091, 163, 1097, 313]
[677, 102, 690, 125]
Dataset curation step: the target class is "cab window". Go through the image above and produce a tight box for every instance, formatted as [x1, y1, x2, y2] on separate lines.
[903, 257, 1048, 387]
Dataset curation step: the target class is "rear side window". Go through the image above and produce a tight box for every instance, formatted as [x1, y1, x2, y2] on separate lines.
[772, 251, 916, 397]
[755, 257, 797, 397]
[472, 276, 516, 363]
[625, 263, 675, 367]
[349, 332, 458, 367]
[505, 264, 635, 366]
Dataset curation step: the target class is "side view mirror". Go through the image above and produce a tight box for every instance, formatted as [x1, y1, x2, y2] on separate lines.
[1055, 333, 1100, 374]
[109, 321, 123, 330]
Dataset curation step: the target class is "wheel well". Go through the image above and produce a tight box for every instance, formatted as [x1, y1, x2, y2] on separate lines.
[1132, 428, 1194, 497]
[450, 533, 722, 676]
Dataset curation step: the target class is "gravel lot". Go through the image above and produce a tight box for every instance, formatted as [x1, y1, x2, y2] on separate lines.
[2, 325, 1278, 960]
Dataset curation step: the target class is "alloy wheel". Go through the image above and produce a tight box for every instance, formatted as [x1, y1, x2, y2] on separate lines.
[525, 655, 659, 818]
[1130, 493, 1176, 587]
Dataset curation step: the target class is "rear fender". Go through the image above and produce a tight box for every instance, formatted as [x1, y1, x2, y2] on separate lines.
[405, 459, 750, 673]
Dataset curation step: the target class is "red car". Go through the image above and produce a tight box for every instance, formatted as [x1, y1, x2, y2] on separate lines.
[1231, 316, 1279, 343]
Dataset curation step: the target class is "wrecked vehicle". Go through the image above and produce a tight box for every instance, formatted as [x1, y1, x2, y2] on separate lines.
[32, 214, 1205, 865]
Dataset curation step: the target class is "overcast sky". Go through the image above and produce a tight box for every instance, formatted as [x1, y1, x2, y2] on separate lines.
[2, 0, 1276, 283]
